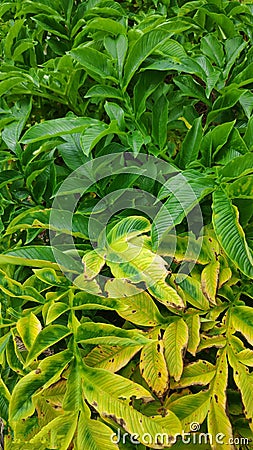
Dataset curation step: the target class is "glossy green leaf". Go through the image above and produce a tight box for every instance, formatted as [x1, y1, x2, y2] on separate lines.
[212, 189, 253, 278]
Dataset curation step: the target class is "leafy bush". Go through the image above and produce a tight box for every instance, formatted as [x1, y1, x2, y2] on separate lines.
[0, 0, 253, 448]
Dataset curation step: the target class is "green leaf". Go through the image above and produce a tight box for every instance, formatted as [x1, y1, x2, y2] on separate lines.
[70, 47, 116, 81]
[63, 357, 82, 411]
[0, 377, 11, 422]
[32, 14, 68, 40]
[107, 244, 184, 310]
[176, 116, 203, 169]
[152, 94, 169, 150]
[21, 117, 96, 144]
[174, 75, 208, 103]
[80, 120, 121, 156]
[122, 28, 173, 90]
[0, 246, 81, 273]
[152, 171, 214, 247]
[85, 85, 123, 100]
[201, 34, 224, 67]
[46, 302, 70, 325]
[221, 153, 253, 179]
[104, 34, 128, 78]
[0, 77, 27, 97]
[0, 170, 22, 187]
[164, 319, 188, 382]
[212, 189, 253, 278]
[133, 70, 165, 119]
[86, 17, 126, 35]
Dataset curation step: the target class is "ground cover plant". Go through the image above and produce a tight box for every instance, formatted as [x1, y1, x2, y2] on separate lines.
[0, 0, 253, 448]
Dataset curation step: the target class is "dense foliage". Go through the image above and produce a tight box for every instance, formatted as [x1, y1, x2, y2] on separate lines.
[0, 0, 253, 448]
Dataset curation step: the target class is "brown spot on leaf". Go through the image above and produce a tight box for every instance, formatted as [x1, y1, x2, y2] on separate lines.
[35, 368, 41, 374]
[157, 343, 161, 352]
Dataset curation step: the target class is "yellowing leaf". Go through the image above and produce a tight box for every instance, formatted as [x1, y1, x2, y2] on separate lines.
[168, 390, 210, 431]
[231, 306, 253, 346]
[140, 329, 169, 398]
[171, 360, 216, 389]
[85, 344, 141, 372]
[208, 349, 234, 449]
[16, 313, 42, 351]
[82, 250, 105, 280]
[185, 313, 200, 356]
[201, 260, 220, 304]
[164, 319, 188, 381]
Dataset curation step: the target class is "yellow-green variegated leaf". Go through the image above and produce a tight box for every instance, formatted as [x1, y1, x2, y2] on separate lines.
[85, 344, 141, 372]
[226, 175, 253, 199]
[0, 377, 11, 422]
[164, 319, 188, 381]
[107, 216, 151, 247]
[30, 412, 78, 450]
[228, 347, 253, 433]
[197, 336, 226, 352]
[157, 234, 211, 265]
[9, 350, 73, 424]
[16, 313, 42, 351]
[212, 189, 253, 278]
[236, 349, 253, 367]
[45, 302, 69, 325]
[25, 325, 71, 367]
[76, 322, 150, 347]
[231, 306, 253, 346]
[185, 313, 201, 356]
[74, 276, 103, 294]
[140, 329, 169, 398]
[170, 360, 216, 389]
[218, 267, 232, 289]
[63, 357, 82, 412]
[82, 365, 182, 447]
[82, 250, 105, 280]
[208, 349, 233, 450]
[76, 410, 119, 450]
[108, 245, 184, 310]
[174, 274, 209, 310]
[148, 279, 185, 310]
[201, 260, 220, 304]
[105, 279, 164, 326]
[168, 390, 211, 431]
